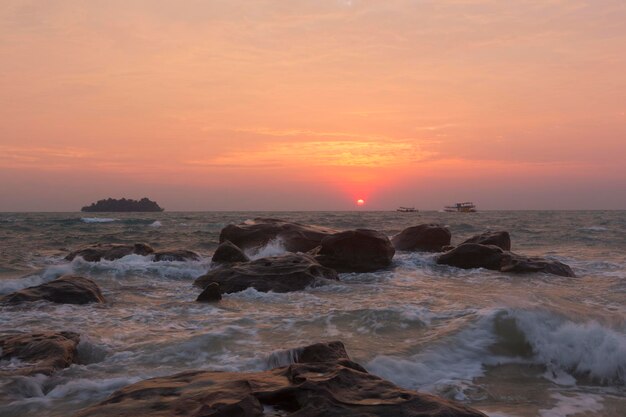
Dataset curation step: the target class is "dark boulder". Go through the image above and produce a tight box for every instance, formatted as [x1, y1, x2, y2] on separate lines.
[194, 253, 338, 293]
[437, 243, 506, 270]
[153, 249, 200, 262]
[0, 332, 80, 376]
[219, 218, 338, 253]
[2, 275, 105, 305]
[72, 341, 487, 417]
[500, 254, 575, 277]
[66, 243, 154, 262]
[211, 240, 249, 263]
[196, 282, 222, 302]
[437, 243, 575, 277]
[391, 224, 451, 252]
[461, 231, 511, 251]
[313, 229, 395, 272]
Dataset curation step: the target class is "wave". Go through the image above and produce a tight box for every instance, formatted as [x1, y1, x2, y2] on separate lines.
[245, 238, 288, 260]
[80, 217, 118, 223]
[367, 308, 625, 400]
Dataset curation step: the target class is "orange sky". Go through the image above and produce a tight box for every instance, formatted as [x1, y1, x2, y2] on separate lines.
[1, 0, 625, 211]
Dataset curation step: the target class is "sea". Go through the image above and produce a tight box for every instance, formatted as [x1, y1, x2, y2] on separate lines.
[0, 211, 624, 417]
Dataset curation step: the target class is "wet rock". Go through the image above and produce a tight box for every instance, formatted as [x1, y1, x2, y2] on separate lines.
[437, 243, 575, 277]
[437, 243, 506, 270]
[219, 218, 338, 253]
[211, 240, 249, 263]
[153, 249, 200, 262]
[1, 275, 105, 305]
[313, 229, 395, 272]
[461, 231, 511, 251]
[196, 282, 222, 302]
[72, 341, 487, 417]
[65, 243, 154, 262]
[0, 332, 80, 376]
[194, 253, 338, 293]
[391, 224, 451, 252]
[500, 254, 575, 277]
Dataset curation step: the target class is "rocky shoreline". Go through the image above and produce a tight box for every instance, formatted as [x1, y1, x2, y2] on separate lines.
[0, 217, 579, 416]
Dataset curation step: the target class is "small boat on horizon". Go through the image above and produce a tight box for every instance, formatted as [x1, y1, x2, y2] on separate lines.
[444, 202, 477, 213]
[397, 206, 418, 212]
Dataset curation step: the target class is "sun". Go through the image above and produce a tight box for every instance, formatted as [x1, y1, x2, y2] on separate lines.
[356, 199, 365, 206]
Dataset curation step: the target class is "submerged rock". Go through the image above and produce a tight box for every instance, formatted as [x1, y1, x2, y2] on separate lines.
[196, 282, 222, 302]
[461, 231, 511, 251]
[72, 341, 487, 417]
[211, 240, 249, 264]
[391, 224, 451, 252]
[65, 243, 154, 262]
[194, 253, 338, 293]
[2, 275, 105, 305]
[153, 249, 200, 262]
[219, 218, 338, 253]
[313, 229, 395, 272]
[436, 243, 575, 277]
[0, 332, 80, 376]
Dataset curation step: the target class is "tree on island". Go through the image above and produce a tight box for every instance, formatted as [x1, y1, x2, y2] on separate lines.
[81, 197, 164, 212]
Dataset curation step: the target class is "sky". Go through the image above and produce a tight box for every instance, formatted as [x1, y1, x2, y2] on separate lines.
[1, 0, 625, 211]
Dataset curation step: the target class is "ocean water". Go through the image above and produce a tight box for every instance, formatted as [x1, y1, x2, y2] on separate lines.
[0, 211, 624, 417]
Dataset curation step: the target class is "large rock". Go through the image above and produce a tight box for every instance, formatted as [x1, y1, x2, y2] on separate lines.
[461, 231, 511, 251]
[313, 229, 395, 272]
[0, 332, 80, 376]
[211, 240, 249, 264]
[437, 243, 506, 270]
[391, 224, 451, 252]
[65, 243, 154, 262]
[437, 243, 575, 277]
[72, 341, 487, 417]
[500, 254, 575, 277]
[219, 218, 338, 253]
[194, 253, 338, 293]
[1, 275, 105, 304]
[153, 249, 200, 262]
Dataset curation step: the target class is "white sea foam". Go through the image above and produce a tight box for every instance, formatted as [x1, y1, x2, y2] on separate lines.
[149, 221, 162, 227]
[246, 238, 288, 260]
[67, 255, 210, 280]
[80, 217, 118, 223]
[367, 308, 626, 400]
[0, 264, 75, 295]
[538, 392, 604, 417]
[580, 226, 608, 232]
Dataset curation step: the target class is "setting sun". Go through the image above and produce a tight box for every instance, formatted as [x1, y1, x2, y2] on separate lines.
[357, 199, 365, 206]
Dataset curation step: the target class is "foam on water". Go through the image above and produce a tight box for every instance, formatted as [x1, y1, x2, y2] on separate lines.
[538, 392, 604, 417]
[80, 217, 118, 223]
[246, 238, 288, 260]
[367, 308, 626, 400]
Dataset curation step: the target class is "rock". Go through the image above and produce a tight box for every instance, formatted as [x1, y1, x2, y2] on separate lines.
[219, 218, 338, 253]
[65, 243, 154, 262]
[153, 249, 200, 262]
[0, 332, 80, 376]
[196, 282, 222, 302]
[1, 275, 105, 304]
[211, 240, 249, 263]
[313, 229, 395, 272]
[461, 231, 511, 251]
[194, 253, 338, 293]
[391, 224, 451, 252]
[437, 243, 575, 277]
[72, 341, 487, 417]
[437, 243, 506, 270]
[500, 254, 575, 277]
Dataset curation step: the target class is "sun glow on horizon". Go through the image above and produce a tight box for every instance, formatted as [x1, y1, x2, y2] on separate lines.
[357, 199, 365, 206]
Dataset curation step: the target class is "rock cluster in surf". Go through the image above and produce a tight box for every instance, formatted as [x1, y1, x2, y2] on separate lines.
[71, 341, 487, 417]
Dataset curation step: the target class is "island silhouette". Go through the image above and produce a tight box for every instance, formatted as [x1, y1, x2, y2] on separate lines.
[81, 198, 164, 212]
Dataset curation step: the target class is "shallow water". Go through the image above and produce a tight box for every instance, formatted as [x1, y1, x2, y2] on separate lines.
[0, 211, 624, 417]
